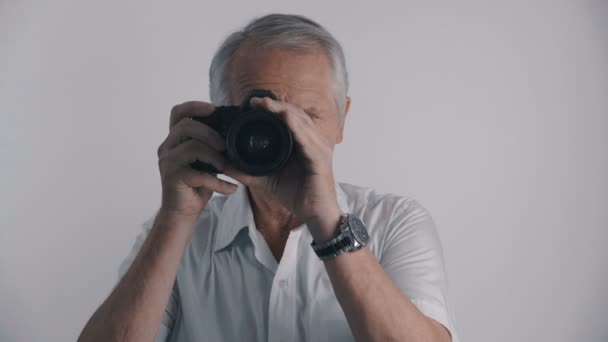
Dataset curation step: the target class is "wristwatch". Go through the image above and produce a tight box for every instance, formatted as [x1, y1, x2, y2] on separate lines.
[311, 213, 370, 260]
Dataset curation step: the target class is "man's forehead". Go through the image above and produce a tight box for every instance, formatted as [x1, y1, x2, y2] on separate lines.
[229, 46, 334, 105]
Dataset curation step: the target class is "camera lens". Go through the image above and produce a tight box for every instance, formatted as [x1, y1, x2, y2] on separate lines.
[225, 110, 293, 176]
[235, 121, 281, 164]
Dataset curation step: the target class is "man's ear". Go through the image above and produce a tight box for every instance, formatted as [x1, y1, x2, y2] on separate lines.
[336, 96, 351, 144]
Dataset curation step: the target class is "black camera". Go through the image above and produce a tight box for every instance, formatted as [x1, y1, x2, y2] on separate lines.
[189, 90, 293, 176]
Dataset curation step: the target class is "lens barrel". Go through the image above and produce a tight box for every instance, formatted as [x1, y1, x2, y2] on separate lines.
[226, 109, 293, 175]
[189, 89, 293, 176]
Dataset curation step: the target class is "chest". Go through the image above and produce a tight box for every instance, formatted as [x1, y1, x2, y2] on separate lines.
[170, 230, 355, 342]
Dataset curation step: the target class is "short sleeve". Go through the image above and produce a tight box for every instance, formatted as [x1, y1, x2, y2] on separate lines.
[379, 199, 459, 342]
[116, 210, 180, 342]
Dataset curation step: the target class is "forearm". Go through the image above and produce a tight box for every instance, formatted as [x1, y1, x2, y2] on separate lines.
[323, 246, 451, 342]
[309, 211, 450, 342]
[78, 210, 196, 342]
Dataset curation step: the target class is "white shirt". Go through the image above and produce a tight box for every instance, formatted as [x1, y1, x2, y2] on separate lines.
[117, 181, 459, 342]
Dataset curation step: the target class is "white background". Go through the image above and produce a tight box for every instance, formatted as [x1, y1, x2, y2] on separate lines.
[1, 1, 607, 341]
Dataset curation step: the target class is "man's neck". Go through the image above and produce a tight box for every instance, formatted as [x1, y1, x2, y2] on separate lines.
[246, 186, 304, 262]
[246, 187, 304, 234]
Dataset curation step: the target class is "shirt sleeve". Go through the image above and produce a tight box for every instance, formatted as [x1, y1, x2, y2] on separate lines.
[116, 210, 180, 342]
[378, 199, 459, 342]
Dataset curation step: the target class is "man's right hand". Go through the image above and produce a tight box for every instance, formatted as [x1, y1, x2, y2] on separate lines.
[157, 101, 238, 219]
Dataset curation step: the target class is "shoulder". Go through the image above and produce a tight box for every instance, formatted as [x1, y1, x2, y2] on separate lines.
[337, 182, 439, 258]
[337, 181, 431, 224]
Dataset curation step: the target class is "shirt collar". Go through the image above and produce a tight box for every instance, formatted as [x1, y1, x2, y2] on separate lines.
[212, 181, 350, 253]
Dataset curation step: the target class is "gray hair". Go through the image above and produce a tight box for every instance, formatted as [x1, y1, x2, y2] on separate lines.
[209, 13, 349, 115]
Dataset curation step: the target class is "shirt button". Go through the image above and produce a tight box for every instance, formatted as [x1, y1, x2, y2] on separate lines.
[278, 279, 288, 288]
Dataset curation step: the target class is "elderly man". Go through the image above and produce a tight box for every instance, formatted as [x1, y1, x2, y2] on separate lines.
[79, 13, 458, 342]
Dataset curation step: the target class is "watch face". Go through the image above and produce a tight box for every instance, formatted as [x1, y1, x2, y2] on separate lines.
[348, 215, 369, 244]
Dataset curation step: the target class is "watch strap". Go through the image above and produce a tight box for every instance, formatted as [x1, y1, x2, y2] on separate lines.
[310, 213, 348, 250]
[310, 213, 352, 260]
[314, 236, 352, 258]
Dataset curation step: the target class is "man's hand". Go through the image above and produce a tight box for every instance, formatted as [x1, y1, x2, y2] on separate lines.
[157, 101, 238, 219]
[224, 96, 342, 239]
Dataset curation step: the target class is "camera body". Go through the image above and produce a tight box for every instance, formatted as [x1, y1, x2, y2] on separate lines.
[190, 90, 293, 176]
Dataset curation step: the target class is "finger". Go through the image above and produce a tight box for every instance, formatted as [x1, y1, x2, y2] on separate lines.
[222, 162, 261, 187]
[250, 96, 318, 131]
[177, 168, 238, 195]
[250, 96, 314, 119]
[164, 117, 226, 151]
[249, 96, 318, 149]
[163, 139, 229, 175]
[249, 96, 290, 115]
[170, 101, 216, 129]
